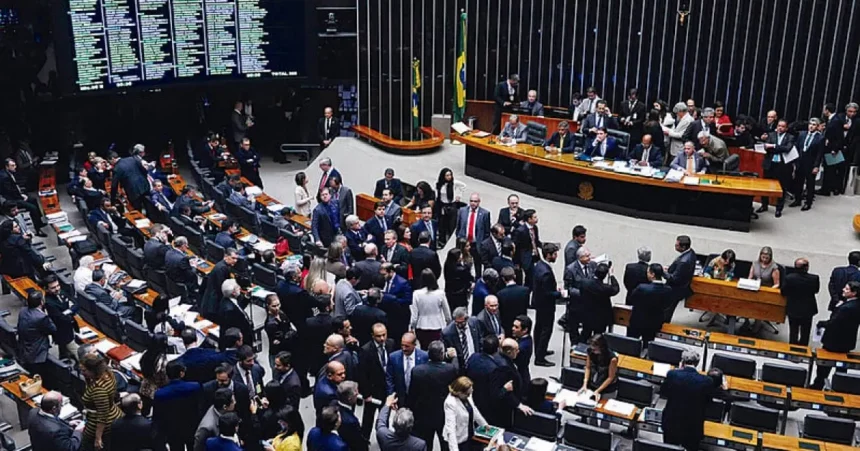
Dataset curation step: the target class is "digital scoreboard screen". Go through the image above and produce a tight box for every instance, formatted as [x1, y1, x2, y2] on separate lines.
[55, 0, 307, 93]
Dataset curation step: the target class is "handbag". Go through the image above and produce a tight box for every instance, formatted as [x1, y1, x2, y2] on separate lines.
[72, 238, 99, 256]
[18, 375, 42, 399]
[274, 236, 290, 257]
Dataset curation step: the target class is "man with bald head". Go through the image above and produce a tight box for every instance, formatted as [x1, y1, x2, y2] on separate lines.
[320, 333, 356, 381]
[318, 107, 340, 149]
[629, 134, 664, 167]
[314, 360, 346, 414]
[28, 390, 82, 451]
[519, 89, 545, 116]
[488, 338, 533, 427]
[457, 193, 492, 275]
[476, 295, 504, 339]
[358, 323, 396, 437]
[385, 332, 429, 407]
[759, 110, 779, 138]
[781, 258, 820, 345]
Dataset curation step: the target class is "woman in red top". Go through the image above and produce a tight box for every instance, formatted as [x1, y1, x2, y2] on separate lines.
[713, 101, 734, 136]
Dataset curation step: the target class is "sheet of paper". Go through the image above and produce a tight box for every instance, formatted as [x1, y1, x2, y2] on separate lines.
[524, 437, 556, 451]
[604, 399, 636, 416]
[450, 122, 472, 134]
[59, 404, 79, 420]
[134, 219, 151, 228]
[192, 320, 213, 330]
[737, 278, 761, 291]
[94, 340, 118, 354]
[754, 143, 766, 154]
[169, 296, 183, 309]
[472, 131, 491, 138]
[783, 146, 800, 164]
[246, 186, 263, 196]
[683, 176, 700, 185]
[546, 379, 562, 395]
[652, 362, 672, 378]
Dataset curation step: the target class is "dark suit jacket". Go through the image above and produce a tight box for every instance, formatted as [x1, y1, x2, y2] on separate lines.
[465, 352, 501, 415]
[410, 220, 438, 249]
[545, 131, 575, 153]
[350, 304, 387, 344]
[276, 280, 316, 332]
[795, 131, 825, 169]
[620, 100, 646, 127]
[410, 245, 441, 282]
[111, 413, 166, 451]
[580, 276, 620, 330]
[205, 436, 243, 451]
[623, 261, 650, 305]
[153, 380, 203, 442]
[318, 117, 341, 144]
[666, 249, 697, 301]
[512, 223, 541, 269]
[338, 405, 368, 451]
[376, 405, 427, 451]
[497, 207, 523, 236]
[165, 247, 198, 287]
[661, 367, 717, 447]
[515, 335, 533, 389]
[0, 169, 22, 200]
[313, 377, 338, 414]
[171, 194, 210, 217]
[28, 409, 82, 451]
[628, 144, 664, 167]
[385, 349, 429, 405]
[358, 338, 396, 401]
[144, 238, 170, 270]
[824, 114, 845, 153]
[0, 234, 44, 278]
[17, 307, 56, 365]
[478, 236, 502, 268]
[494, 81, 518, 112]
[492, 256, 521, 285]
[821, 298, 860, 353]
[307, 427, 348, 451]
[585, 136, 620, 159]
[231, 110, 249, 143]
[363, 215, 390, 248]
[456, 206, 491, 247]
[476, 309, 504, 338]
[219, 299, 254, 353]
[232, 363, 265, 396]
[689, 120, 717, 143]
[532, 260, 561, 309]
[150, 189, 173, 212]
[345, 228, 369, 261]
[496, 283, 530, 334]
[629, 282, 673, 335]
[175, 347, 223, 384]
[827, 265, 860, 310]
[312, 203, 336, 247]
[488, 354, 524, 426]
[763, 132, 796, 170]
[111, 156, 150, 202]
[519, 101, 545, 116]
[304, 312, 334, 374]
[382, 244, 410, 279]
[44, 290, 78, 346]
[200, 261, 231, 320]
[408, 360, 459, 430]
[581, 113, 620, 135]
[374, 178, 404, 202]
[201, 380, 250, 419]
[442, 319, 482, 372]
[781, 272, 820, 318]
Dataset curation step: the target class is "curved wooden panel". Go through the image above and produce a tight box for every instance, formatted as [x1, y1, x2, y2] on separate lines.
[351, 125, 444, 152]
[854, 214, 860, 233]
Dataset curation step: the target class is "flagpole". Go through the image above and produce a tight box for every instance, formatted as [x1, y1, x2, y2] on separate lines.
[451, 9, 466, 145]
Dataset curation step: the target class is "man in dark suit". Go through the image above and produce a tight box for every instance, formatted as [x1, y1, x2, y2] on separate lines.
[620, 88, 646, 143]
[165, 237, 199, 295]
[150, 179, 174, 214]
[563, 246, 596, 344]
[664, 235, 696, 323]
[545, 121, 576, 153]
[841, 103, 859, 189]
[489, 338, 533, 427]
[410, 205, 438, 250]
[811, 281, 860, 389]
[375, 396, 427, 451]
[357, 323, 396, 436]
[819, 103, 845, 196]
[381, 231, 410, 279]
[235, 138, 263, 188]
[512, 209, 541, 286]
[312, 188, 338, 247]
[200, 364, 252, 420]
[88, 197, 140, 246]
[791, 118, 825, 210]
[579, 263, 620, 341]
[231, 101, 253, 150]
[199, 249, 239, 321]
[0, 158, 47, 235]
[381, 189, 402, 222]
[374, 168, 404, 203]
[455, 193, 491, 275]
[153, 361, 204, 451]
[318, 107, 341, 149]
[111, 393, 166, 451]
[442, 307, 482, 373]
[475, 295, 504, 339]
[386, 332, 429, 407]
[498, 194, 524, 236]
[493, 74, 520, 133]
[533, 243, 563, 366]
[512, 315, 533, 387]
[562, 224, 587, 268]
[492, 241, 521, 286]
[171, 186, 212, 217]
[111, 145, 152, 211]
[319, 332, 357, 382]
[628, 134, 664, 167]
[465, 335, 501, 417]
[582, 100, 619, 138]
[336, 381, 368, 451]
[623, 247, 652, 305]
[627, 264, 673, 346]
[345, 217, 370, 262]
[585, 128, 620, 159]
[364, 201, 392, 248]
[781, 258, 820, 345]
[304, 296, 335, 380]
[478, 224, 506, 273]
[380, 263, 413, 348]
[329, 175, 354, 227]
[350, 287, 387, 341]
[42, 275, 79, 361]
[496, 267, 529, 336]
[272, 352, 302, 412]
[27, 391, 82, 451]
[86, 269, 141, 322]
[662, 351, 718, 451]
[410, 232, 441, 286]
[688, 107, 718, 144]
[218, 281, 254, 353]
[144, 225, 171, 270]
[232, 345, 265, 398]
[519, 89, 545, 116]
[317, 157, 342, 196]
[314, 361, 345, 414]
[353, 245, 383, 291]
[756, 119, 795, 217]
[827, 251, 860, 311]
[407, 340, 458, 451]
[175, 328, 223, 384]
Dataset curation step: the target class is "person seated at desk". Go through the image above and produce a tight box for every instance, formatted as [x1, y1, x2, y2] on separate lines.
[68, 166, 88, 200]
[172, 185, 212, 217]
[176, 205, 205, 230]
[196, 134, 222, 170]
[150, 179, 174, 214]
[85, 269, 142, 323]
[87, 157, 110, 192]
[374, 168, 404, 204]
[544, 121, 575, 153]
[525, 378, 565, 415]
[499, 114, 528, 144]
[749, 246, 780, 288]
[628, 134, 663, 167]
[704, 249, 736, 281]
[144, 224, 172, 270]
[697, 131, 729, 171]
[216, 174, 242, 199]
[228, 183, 254, 209]
[88, 197, 140, 247]
[519, 90, 544, 117]
[581, 100, 619, 138]
[215, 219, 240, 249]
[670, 141, 706, 175]
[78, 177, 107, 211]
[165, 236, 200, 295]
[584, 128, 620, 159]
[403, 181, 435, 212]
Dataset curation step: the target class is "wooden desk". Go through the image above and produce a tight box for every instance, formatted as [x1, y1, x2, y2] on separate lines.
[124, 209, 214, 275]
[455, 133, 781, 232]
[814, 348, 860, 370]
[656, 323, 708, 347]
[761, 433, 828, 451]
[612, 305, 631, 327]
[728, 146, 766, 175]
[854, 214, 860, 234]
[238, 177, 311, 229]
[568, 397, 639, 429]
[616, 355, 674, 384]
[1, 374, 48, 408]
[74, 317, 107, 343]
[725, 376, 788, 407]
[7, 276, 42, 302]
[703, 421, 758, 451]
[465, 99, 578, 133]
[708, 331, 813, 365]
[355, 193, 420, 226]
[791, 387, 860, 416]
[351, 125, 444, 153]
[686, 277, 785, 332]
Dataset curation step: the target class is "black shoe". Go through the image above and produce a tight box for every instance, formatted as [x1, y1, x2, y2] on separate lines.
[279, 160, 292, 164]
[34, 230, 47, 238]
[834, 190, 842, 196]
[801, 204, 811, 211]
[775, 209, 782, 218]
[546, 350, 555, 356]
[534, 359, 556, 367]
[751, 212, 759, 220]
[815, 189, 831, 196]
[755, 205, 768, 213]
[788, 200, 802, 208]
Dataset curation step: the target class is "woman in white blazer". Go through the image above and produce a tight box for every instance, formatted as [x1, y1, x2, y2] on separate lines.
[294, 172, 312, 216]
[443, 376, 487, 451]
[410, 269, 452, 347]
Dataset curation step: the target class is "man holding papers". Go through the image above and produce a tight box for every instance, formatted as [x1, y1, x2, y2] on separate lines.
[757, 119, 796, 218]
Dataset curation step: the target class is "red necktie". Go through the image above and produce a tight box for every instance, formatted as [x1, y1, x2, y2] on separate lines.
[320, 172, 328, 190]
[467, 209, 477, 242]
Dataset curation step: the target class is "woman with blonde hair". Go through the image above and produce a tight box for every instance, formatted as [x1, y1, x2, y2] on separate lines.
[443, 376, 487, 451]
[749, 246, 780, 288]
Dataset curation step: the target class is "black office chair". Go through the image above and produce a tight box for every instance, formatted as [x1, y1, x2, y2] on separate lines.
[252, 263, 279, 291]
[525, 121, 548, 146]
[801, 414, 855, 445]
[259, 218, 280, 242]
[184, 226, 204, 255]
[76, 292, 99, 329]
[125, 248, 146, 280]
[0, 317, 16, 358]
[561, 367, 585, 390]
[109, 234, 130, 269]
[165, 277, 190, 303]
[96, 223, 111, 250]
[634, 438, 685, 451]
[147, 268, 169, 296]
[205, 239, 225, 263]
[169, 216, 186, 233]
[831, 372, 860, 395]
[605, 333, 643, 357]
[44, 354, 75, 395]
[239, 205, 260, 233]
[711, 353, 757, 379]
[705, 398, 727, 422]
[607, 129, 631, 159]
[761, 362, 807, 387]
[647, 341, 685, 366]
[563, 420, 614, 450]
[282, 229, 303, 255]
[616, 377, 655, 407]
[729, 402, 780, 433]
[95, 303, 125, 342]
[511, 409, 559, 442]
[125, 320, 153, 352]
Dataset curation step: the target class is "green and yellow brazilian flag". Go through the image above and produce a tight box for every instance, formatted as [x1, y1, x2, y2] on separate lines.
[453, 11, 467, 123]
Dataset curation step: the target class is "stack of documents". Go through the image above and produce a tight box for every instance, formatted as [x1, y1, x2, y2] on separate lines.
[652, 362, 672, 377]
[554, 388, 597, 407]
[604, 399, 636, 416]
[683, 176, 700, 185]
[266, 204, 286, 213]
[46, 212, 68, 224]
[737, 278, 761, 291]
[94, 340, 118, 355]
[246, 186, 263, 196]
[524, 437, 555, 451]
[134, 219, 152, 228]
[120, 353, 144, 372]
[76, 327, 99, 342]
[664, 169, 685, 182]
[253, 240, 275, 253]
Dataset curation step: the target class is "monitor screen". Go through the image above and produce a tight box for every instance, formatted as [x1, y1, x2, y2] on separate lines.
[53, 0, 309, 94]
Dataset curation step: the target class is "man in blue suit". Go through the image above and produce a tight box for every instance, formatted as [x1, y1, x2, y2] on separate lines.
[827, 251, 860, 311]
[363, 201, 392, 246]
[584, 128, 620, 159]
[662, 351, 718, 451]
[307, 406, 349, 451]
[344, 216, 370, 261]
[512, 315, 533, 390]
[314, 361, 345, 414]
[88, 197, 140, 245]
[670, 142, 707, 175]
[545, 121, 575, 153]
[27, 391, 81, 451]
[385, 332, 429, 407]
[204, 413, 243, 451]
[456, 193, 492, 275]
[791, 118, 825, 210]
[442, 307, 482, 374]
[312, 188, 338, 247]
[336, 381, 368, 451]
[627, 264, 674, 346]
[374, 168, 404, 204]
[628, 134, 664, 167]
[215, 219, 239, 249]
[232, 345, 266, 397]
[664, 235, 697, 323]
[153, 361, 203, 451]
[111, 144, 152, 211]
[175, 328, 223, 384]
[17, 290, 56, 376]
[581, 100, 619, 138]
[317, 157, 342, 200]
[379, 262, 413, 341]
[150, 179, 174, 214]
[410, 205, 438, 249]
[532, 243, 563, 366]
[465, 335, 501, 418]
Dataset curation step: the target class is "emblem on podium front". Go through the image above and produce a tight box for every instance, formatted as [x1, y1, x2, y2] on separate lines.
[578, 181, 594, 200]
